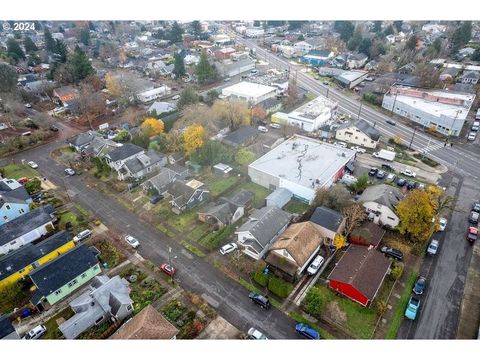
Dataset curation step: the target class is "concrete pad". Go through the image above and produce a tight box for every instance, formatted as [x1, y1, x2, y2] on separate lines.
[393, 293, 401, 299]
[197, 316, 242, 339]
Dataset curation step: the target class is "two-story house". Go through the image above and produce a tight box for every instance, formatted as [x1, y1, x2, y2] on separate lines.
[167, 179, 209, 214]
[309, 206, 346, 243]
[359, 184, 404, 229]
[335, 119, 381, 149]
[0, 184, 32, 225]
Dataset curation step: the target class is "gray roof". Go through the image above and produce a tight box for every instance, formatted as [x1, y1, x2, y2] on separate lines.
[461, 71, 480, 80]
[167, 180, 198, 207]
[0, 231, 72, 282]
[123, 150, 165, 175]
[265, 188, 293, 208]
[105, 143, 144, 162]
[0, 315, 16, 339]
[165, 163, 188, 176]
[59, 275, 132, 339]
[310, 206, 344, 232]
[359, 184, 404, 211]
[29, 245, 100, 304]
[338, 119, 380, 141]
[0, 206, 55, 247]
[223, 189, 255, 208]
[201, 202, 234, 224]
[0, 186, 31, 208]
[148, 102, 176, 114]
[68, 132, 95, 147]
[222, 126, 258, 148]
[257, 97, 282, 110]
[236, 206, 291, 249]
[144, 168, 178, 193]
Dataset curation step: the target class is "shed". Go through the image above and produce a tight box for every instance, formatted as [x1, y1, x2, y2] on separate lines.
[265, 188, 293, 208]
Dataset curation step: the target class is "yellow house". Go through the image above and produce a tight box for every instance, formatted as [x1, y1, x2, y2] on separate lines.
[0, 231, 75, 290]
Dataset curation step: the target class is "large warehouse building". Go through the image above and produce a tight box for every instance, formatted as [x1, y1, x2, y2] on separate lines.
[248, 135, 356, 203]
[222, 81, 278, 105]
[382, 85, 475, 137]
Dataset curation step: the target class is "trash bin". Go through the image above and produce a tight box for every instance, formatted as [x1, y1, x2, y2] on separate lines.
[103, 262, 109, 269]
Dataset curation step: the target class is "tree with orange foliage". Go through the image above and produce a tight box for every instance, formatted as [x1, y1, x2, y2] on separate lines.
[183, 124, 206, 155]
[141, 117, 164, 137]
[251, 106, 267, 121]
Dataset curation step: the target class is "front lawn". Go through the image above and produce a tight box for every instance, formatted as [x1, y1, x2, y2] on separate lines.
[43, 307, 75, 339]
[198, 225, 235, 251]
[0, 163, 39, 179]
[156, 202, 198, 233]
[188, 223, 210, 242]
[93, 239, 127, 268]
[289, 311, 335, 339]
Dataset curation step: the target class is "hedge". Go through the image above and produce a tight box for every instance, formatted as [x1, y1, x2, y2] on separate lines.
[268, 276, 293, 298]
[253, 272, 269, 287]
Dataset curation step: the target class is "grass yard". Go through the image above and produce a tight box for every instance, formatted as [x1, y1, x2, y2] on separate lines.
[237, 278, 281, 309]
[93, 239, 127, 268]
[58, 211, 79, 229]
[188, 223, 210, 242]
[386, 271, 418, 339]
[75, 204, 90, 217]
[285, 200, 310, 214]
[156, 223, 176, 238]
[236, 182, 271, 208]
[309, 285, 377, 339]
[0, 163, 39, 179]
[206, 176, 240, 198]
[156, 202, 198, 233]
[43, 307, 75, 339]
[198, 225, 235, 251]
[181, 241, 206, 257]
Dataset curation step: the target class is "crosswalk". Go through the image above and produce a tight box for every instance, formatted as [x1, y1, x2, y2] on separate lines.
[420, 142, 448, 154]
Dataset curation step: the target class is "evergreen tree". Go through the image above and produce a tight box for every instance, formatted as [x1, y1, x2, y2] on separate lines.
[372, 21, 382, 33]
[54, 39, 68, 63]
[173, 52, 186, 78]
[44, 28, 56, 52]
[6, 38, 25, 62]
[70, 45, 95, 83]
[88, 21, 96, 31]
[358, 38, 372, 56]
[405, 35, 418, 51]
[191, 20, 202, 39]
[393, 20, 403, 32]
[0, 63, 18, 92]
[450, 21, 472, 54]
[472, 48, 480, 61]
[80, 28, 90, 46]
[195, 51, 217, 85]
[24, 36, 38, 53]
[334, 21, 355, 42]
[253, 20, 261, 27]
[169, 21, 184, 43]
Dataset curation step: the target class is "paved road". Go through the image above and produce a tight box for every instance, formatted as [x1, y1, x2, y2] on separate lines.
[0, 141, 300, 340]
[230, 32, 480, 180]
[397, 173, 476, 339]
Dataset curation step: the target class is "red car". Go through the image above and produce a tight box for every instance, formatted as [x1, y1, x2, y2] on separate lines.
[160, 263, 176, 276]
[18, 177, 28, 184]
[467, 227, 478, 243]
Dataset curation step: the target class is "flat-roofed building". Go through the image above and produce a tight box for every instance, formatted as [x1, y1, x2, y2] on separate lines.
[222, 82, 277, 106]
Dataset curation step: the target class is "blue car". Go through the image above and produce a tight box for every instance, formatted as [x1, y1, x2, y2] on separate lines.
[295, 323, 320, 339]
[413, 276, 426, 295]
[405, 297, 421, 320]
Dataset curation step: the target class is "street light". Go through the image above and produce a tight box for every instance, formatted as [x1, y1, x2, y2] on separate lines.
[168, 247, 177, 281]
[446, 109, 461, 144]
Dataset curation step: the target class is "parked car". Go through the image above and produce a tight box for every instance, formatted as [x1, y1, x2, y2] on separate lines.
[467, 227, 478, 243]
[405, 296, 421, 320]
[468, 211, 479, 224]
[382, 164, 395, 172]
[472, 202, 480, 213]
[248, 292, 271, 309]
[64, 168, 75, 176]
[401, 169, 416, 178]
[380, 246, 404, 261]
[471, 121, 480, 131]
[269, 122, 281, 129]
[438, 217, 447, 232]
[306, 255, 325, 275]
[149, 194, 164, 204]
[368, 168, 378, 176]
[427, 239, 439, 255]
[160, 263, 176, 277]
[396, 178, 406, 187]
[333, 141, 347, 148]
[223, 77, 231, 82]
[247, 327, 268, 340]
[257, 126, 268, 133]
[406, 180, 416, 190]
[386, 119, 396, 126]
[124, 235, 140, 249]
[24, 103, 32, 108]
[295, 323, 320, 339]
[73, 229, 92, 242]
[23, 325, 46, 340]
[219, 242, 238, 255]
[350, 146, 366, 153]
[18, 177, 28, 184]
[49, 125, 59, 132]
[27, 161, 38, 169]
[386, 173, 396, 183]
[171, 95, 180, 100]
[413, 276, 426, 295]
[468, 131, 477, 141]
[376, 170, 386, 179]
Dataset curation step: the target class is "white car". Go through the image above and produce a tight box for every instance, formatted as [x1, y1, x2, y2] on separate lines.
[257, 126, 268, 133]
[427, 239, 439, 255]
[73, 229, 92, 242]
[220, 243, 237, 255]
[23, 325, 46, 340]
[401, 169, 416, 178]
[468, 131, 477, 141]
[124, 235, 140, 249]
[247, 327, 268, 340]
[269, 122, 281, 129]
[65, 168, 75, 176]
[27, 161, 38, 169]
[333, 141, 347, 148]
[171, 95, 180, 100]
[25, 103, 32, 108]
[438, 217, 447, 232]
[307, 255, 325, 275]
[350, 146, 366, 153]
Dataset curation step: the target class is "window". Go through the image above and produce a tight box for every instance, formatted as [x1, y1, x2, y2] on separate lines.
[93, 265, 99, 270]
[387, 216, 395, 221]
[126, 304, 133, 312]
[81, 273, 87, 279]
[94, 316, 104, 325]
[6, 205, 10, 210]
[3, 216, 7, 221]
[68, 279, 78, 287]
[54, 289, 62, 295]
[9, 241, 16, 246]
[19, 208, 25, 214]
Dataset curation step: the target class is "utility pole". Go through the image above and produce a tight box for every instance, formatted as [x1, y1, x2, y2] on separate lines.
[409, 127, 417, 150]
[446, 109, 460, 144]
[357, 101, 363, 121]
[326, 87, 329, 98]
[390, 89, 399, 115]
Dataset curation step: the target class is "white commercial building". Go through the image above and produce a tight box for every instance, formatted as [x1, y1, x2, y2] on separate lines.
[271, 95, 338, 132]
[221, 81, 277, 105]
[382, 85, 475, 137]
[248, 135, 356, 204]
[137, 86, 171, 103]
[245, 28, 265, 38]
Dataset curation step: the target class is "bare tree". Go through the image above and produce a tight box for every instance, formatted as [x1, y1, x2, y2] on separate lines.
[77, 83, 107, 129]
[342, 204, 367, 237]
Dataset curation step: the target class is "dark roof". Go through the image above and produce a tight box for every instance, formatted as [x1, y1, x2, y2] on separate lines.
[310, 206, 344, 232]
[123, 150, 165, 174]
[165, 163, 188, 176]
[0, 315, 16, 339]
[0, 206, 55, 247]
[329, 245, 391, 301]
[105, 143, 144, 162]
[222, 126, 258, 147]
[223, 189, 255, 208]
[0, 186, 31, 207]
[0, 231, 72, 282]
[349, 222, 385, 248]
[68, 132, 95, 147]
[461, 71, 480, 80]
[355, 119, 381, 141]
[257, 97, 282, 110]
[29, 245, 99, 302]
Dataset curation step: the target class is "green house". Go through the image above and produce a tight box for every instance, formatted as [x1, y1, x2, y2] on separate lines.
[29, 244, 101, 310]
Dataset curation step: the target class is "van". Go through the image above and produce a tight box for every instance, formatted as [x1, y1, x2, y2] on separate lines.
[21, 131, 32, 136]
[73, 229, 92, 242]
[307, 255, 325, 275]
[23, 325, 47, 340]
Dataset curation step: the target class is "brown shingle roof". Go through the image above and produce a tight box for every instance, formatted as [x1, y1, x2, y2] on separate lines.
[268, 222, 323, 268]
[329, 245, 391, 301]
[110, 305, 178, 340]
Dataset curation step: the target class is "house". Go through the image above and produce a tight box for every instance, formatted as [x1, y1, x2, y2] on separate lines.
[346, 53, 368, 69]
[198, 189, 254, 229]
[265, 188, 293, 209]
[359, 184, 404, 228]
[301, 50, 334, 66]
[0, 231, 75, 290]
[110, 304, 179, 340]
[235, 206, 291, 260]
[167, 179, 209, 214]
[0, 178, 22, 191]
[214, 47, 236, 60]
[0, 205, 56, 255]
[309, 206, 346, 242]
[148, 101, 176, 115]
[144, 60, 174, 76]
[439, 67, 460, 82]
[59, 275, 133, 339]
[29, 245, 101, 310]
[335, 119, 381, 149]
[82, 136, 119, 158]
[137, 86, 171, 103]
[184, 54, 200, 66]
[294, 41, 313, 56]
[53, 86, 80, 109]
[328, 245, 391, 307]
[0, 314, 19, 339]
[459, 71, 480, 85]
[221, 126, 258, 148]
[0, 185, 32, 226]
[335, 70, 369, 89]
[265, 222, 324, 281]
[256, 97, 282, 115]
[67, 132, 96, 152]
[142, 167, 185, 195]
[349, 221, 386, 248]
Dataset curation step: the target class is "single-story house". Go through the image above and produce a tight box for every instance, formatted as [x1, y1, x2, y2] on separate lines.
[53, 86, 80, 108]
[221, 126, 258, 148]
[328, 244, 391, 307]
[167, 179, 209, 214]
[301, 50, 334, 66]
[256, 97, 282, 115]
[110, 304, 179, 340]
[0, 231, 75, 290]
[349, 221, 386, 248]
[346, 53, 368, 69]
[0, 205, 56, 255]
[309, 206, 346, 243]
[137, 86, 171, 103]
[0, 315, 19, 339]
[459, 71, 480, 85]
[359, 184, 404, 229]
[82, 136, 119, 158]
[265, 221, 324, 281]
[144, 60, 174, 76]
[235, 206, 291, 260]
[265, 188, 293, 209]
[148, 101, 176, 115]
[0, 185, 32, 226]
[29, 245, 101, 310]
[439, 67, 460, 82]
[59, 275, 133, 339]
[335, 119, 381, 149]
[214, 57, 256, 78]
[198, 189, 254, 229]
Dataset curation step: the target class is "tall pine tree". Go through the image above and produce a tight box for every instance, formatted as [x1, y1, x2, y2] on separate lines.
[44, 28, 56, 52]
[173, 52, 186, 78]
[70, 46, 95, 83]
[196, 51, 216, 85]
[24, 36, 38, 53]
[6, 38, 25, 62]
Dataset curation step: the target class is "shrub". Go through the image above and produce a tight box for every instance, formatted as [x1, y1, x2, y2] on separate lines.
[303, 287, 323, 317]
[268, 276, 293, 298]
[376, 300, 388, 315]
[253, 272, 269, 287]
[390, 262, 404, 281]
[24, 177, 42, 194]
